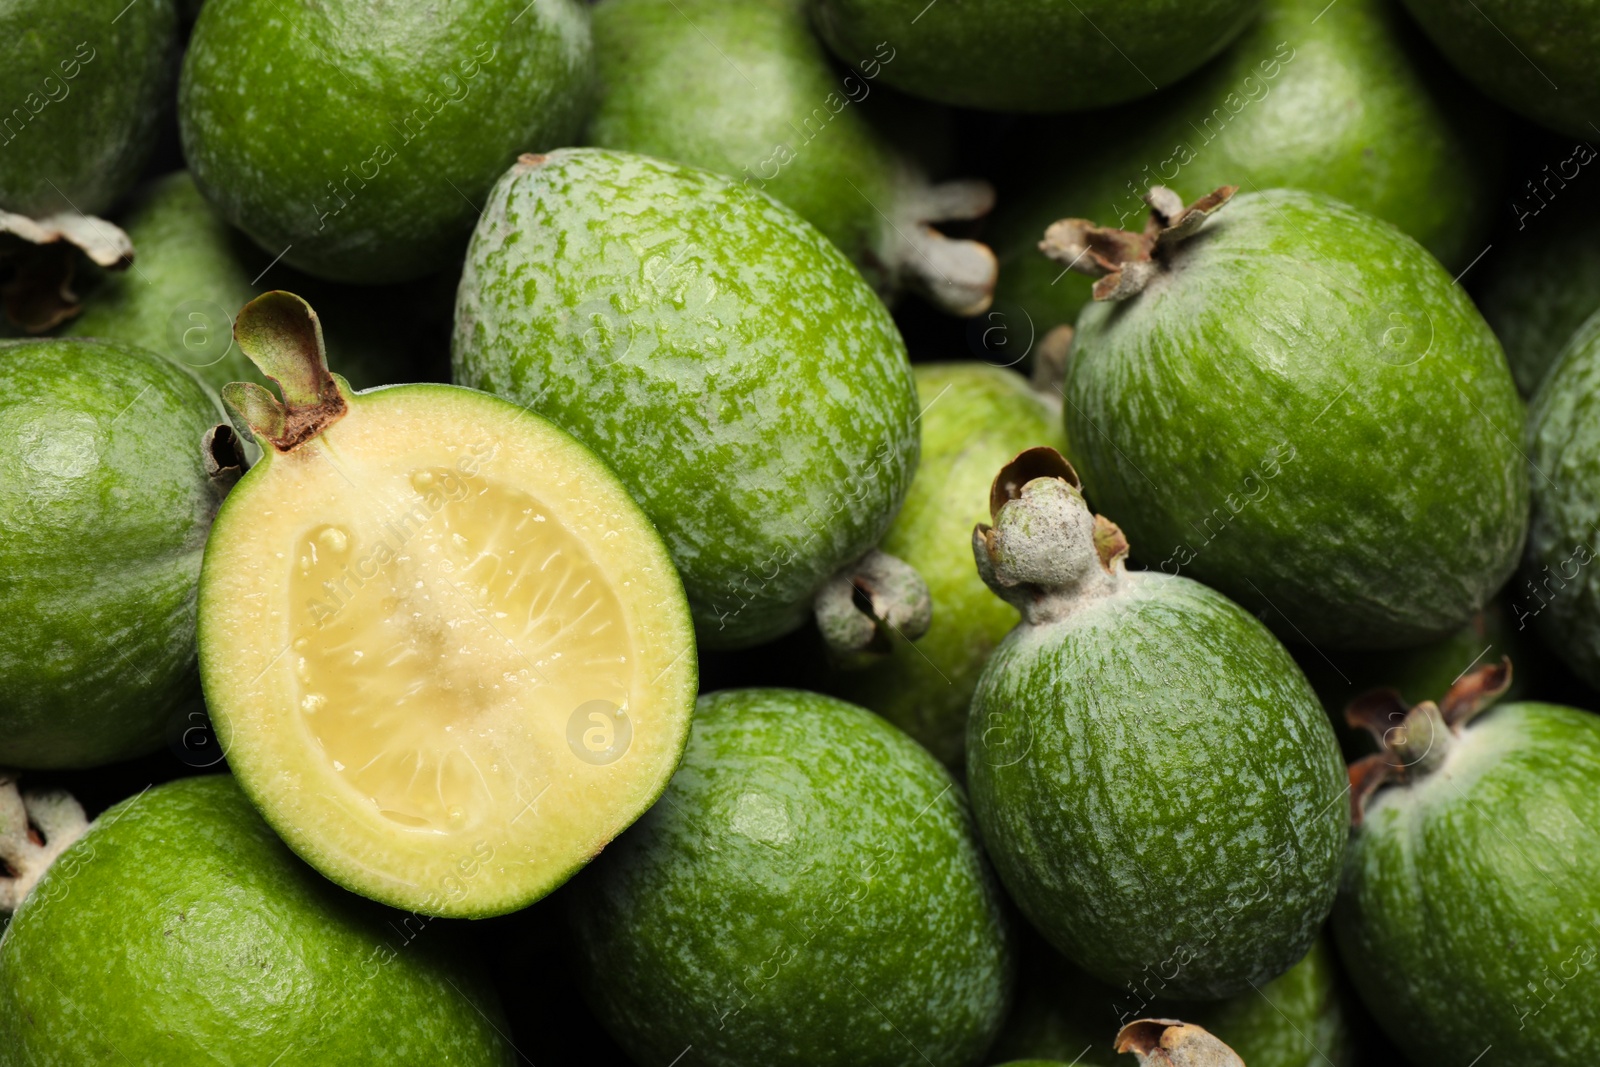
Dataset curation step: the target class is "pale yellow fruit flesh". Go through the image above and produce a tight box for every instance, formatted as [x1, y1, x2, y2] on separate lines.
[200, 384, 696, 917]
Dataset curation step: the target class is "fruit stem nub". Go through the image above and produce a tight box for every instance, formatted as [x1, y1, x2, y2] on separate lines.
[1344, 658, 1513, 826]
[222, 291, 349, 453]
[0, 774, 88, 914]
[1038, 185, 1236, 302]
[974, 447, 1126, 624]
[889, 179, 999, 317]
[203, 423, 246, 493]
[815, 549, 933, 655]
[1115, 1018, 1245, 1066]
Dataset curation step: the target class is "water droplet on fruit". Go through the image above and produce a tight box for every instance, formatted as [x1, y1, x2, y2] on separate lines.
[411, 471, 435, 492]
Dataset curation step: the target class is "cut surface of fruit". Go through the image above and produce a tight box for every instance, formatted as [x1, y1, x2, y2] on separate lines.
[199, 293, 696, 917]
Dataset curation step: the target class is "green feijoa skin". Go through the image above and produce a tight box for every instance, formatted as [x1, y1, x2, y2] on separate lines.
[1524, 307, 1600, 688]
[586, 0, 997, 316]
[0, 0, 177, 218]
[966, 450, 1347, 1001]
[0, 776, 514, 1065]
[1397, 0, 1600, 137]
[1474, 174, 1600, 395]
[1056, 187, 1526, 650]
[1334, 669, 1600, 1066]
[453, 149, 922, 651]
[566, 688, 1013, 1067]
[0, 338, 233, 769]
[820, 362, 1065, 766]
[65, 172, 448, 392]
[993, 934, 1354, 1067]
[990, 0, 1501, 336]
[807, 0, 1259, 113]
[179, 0, 593, 284]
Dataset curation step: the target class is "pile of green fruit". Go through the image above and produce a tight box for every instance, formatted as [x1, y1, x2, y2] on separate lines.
[4, 0, 1600, 1063]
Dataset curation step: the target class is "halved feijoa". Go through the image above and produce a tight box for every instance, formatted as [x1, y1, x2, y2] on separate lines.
[198, 292, 696, 918]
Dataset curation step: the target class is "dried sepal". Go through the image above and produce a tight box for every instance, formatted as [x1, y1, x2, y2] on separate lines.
[1038, 185, 1238, 302]
[1344, 660, 1514, 824]
[225, 291, 349, 453]
[1115, 1018, 1245, 1067]
[1439, 656, 1512, 728]
[0, 209, 135, 332]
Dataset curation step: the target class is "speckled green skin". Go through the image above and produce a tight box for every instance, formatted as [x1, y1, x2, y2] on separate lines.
[1333, 702, 1600, 1066]
[453, 149, 919, 649]
[0, 339, 226, 768]
[1066, 189, 1526, 650]
[991, 0, 1500, 335]
[179, 0, 593, 283]
[588, 0, 912, 294]
[1475, 192, 1600, 395]
[809, 0, 1258, 112]
[1398, 0, 1600, 136]
[567, 688, 1013, 1067]
[1524, 309, 1600, 688]
[822, 363, 1064, 766]
[968, 571, 1347, 999]
[0, 776, 513, 1065]
[992, 936, 1353, 1067]
[0, 0, 177, 217]
[64, 172, 447, 391]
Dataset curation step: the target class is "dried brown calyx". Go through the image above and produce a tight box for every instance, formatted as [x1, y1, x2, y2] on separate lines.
[1038, 185, 1237, 302]
[222, 291, 350, 453]
[974, 446, 1128, 625]
[883, 178, 999, 317]
[0, 774, 88, 914]
[1115, 1018, 1245, 1066]
[0, 209, 135, 332]
[1344, 658, 1513, 826]
[814, 548, 933, 657]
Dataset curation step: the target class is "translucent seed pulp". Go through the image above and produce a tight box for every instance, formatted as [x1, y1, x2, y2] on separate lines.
[286, 468, 634, 834]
